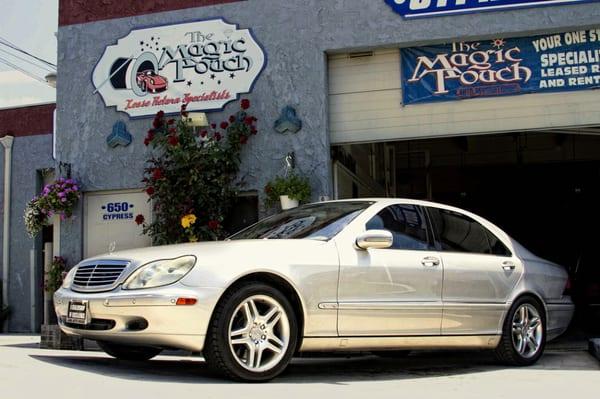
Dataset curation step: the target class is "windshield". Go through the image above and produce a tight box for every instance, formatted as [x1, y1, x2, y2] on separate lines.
[228, 201, 373, 240]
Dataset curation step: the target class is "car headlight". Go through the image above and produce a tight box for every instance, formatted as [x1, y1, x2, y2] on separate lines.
[62, 267, 77, 289]
[122, 255, 196, 290]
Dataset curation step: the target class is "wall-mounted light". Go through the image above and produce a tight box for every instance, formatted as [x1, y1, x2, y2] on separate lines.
[185, 112, 209, 127]
[45, 72, 57, 88]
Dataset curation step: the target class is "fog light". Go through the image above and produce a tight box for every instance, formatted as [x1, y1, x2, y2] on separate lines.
[176, 297, 197, 306]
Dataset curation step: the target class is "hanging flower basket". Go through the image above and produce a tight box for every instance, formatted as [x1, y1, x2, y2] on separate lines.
[24, 178, 81, 237]
[264, 173, 311, 210]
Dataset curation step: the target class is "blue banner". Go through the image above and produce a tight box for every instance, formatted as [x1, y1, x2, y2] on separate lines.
[385, 0, 598, 19]
[401, 29, 600, 105]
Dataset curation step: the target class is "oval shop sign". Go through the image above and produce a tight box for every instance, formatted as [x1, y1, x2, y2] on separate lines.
[92, 18, 266, 118]
[384, 0, 598, 19]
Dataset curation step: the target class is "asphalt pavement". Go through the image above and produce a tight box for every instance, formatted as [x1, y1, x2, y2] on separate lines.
[0, 334, 598, 399]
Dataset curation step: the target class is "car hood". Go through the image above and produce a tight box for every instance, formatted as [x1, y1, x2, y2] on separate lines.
[82, 238, 331, 267]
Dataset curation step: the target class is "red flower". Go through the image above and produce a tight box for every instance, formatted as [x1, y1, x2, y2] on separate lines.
[181, 103, 187, 111]
[144, 130, 155, 146]
[168, 134, 179, 146]
[152, 168, 164, 180]
[251, 127, 257, 135]
[214, 132, 222, 141]
[168, 127, 176, 134]
[229, 115, 236, 123]
[152, 118, 163, 128]
[239, 135, 248, 144]
[156, 110, 165, 118]
[135, 214, 145, 225]
[146, 186, 155, 196]
[220, 121, 229, 130]
[208, 220, 220, 230]
[241, 99, 250, 109]
[199, 130, 208, 138]
[211, 123, 216, 129]
[167, 118, 175, 125]
[244, 116, 253, 125]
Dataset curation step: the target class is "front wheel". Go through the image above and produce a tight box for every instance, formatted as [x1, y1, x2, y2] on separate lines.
[97, 341, 161, 361]
[203, 282, 298, 382]
[495, 297, 546, 366]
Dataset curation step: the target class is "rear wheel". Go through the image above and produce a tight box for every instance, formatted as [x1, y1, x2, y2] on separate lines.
[97, 341, 161, 361]
[203, 282, 298, 382]
[495, 297, 546, 366]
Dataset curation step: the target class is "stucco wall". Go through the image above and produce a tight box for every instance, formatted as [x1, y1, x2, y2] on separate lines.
[56, 0, 600, 265]
[0, 134, 54, 332]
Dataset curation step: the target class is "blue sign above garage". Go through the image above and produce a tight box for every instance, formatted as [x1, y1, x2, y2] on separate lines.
[401, 29, 600, 105]
[384, 0, 598, 19]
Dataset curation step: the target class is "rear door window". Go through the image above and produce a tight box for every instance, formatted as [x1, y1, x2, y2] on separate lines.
[427, 207, 511, 256]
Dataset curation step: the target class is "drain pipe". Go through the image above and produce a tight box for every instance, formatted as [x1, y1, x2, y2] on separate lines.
[0, 135, 14, 331]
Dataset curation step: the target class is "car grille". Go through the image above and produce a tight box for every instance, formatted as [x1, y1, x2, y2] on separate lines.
[72, 261, 129, 292]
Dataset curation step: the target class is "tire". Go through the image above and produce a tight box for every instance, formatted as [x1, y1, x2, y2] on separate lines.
[373, 350, 411, 358]
[97, 341, 161, 361]
[203, 282, 299, 382]
[495, 296, 546, 366]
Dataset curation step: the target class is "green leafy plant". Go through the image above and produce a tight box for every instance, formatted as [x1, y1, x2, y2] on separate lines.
[45, 256, 67, 293]
[137, 99, 258, 244]
[24, 178, 81, 237]
[264, 173, 312, 208]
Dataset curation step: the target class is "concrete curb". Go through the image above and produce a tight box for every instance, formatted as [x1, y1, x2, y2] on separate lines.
[589, 338, 600, 361]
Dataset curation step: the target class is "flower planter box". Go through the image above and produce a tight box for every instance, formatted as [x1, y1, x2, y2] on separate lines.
[40, 324, 83, 350]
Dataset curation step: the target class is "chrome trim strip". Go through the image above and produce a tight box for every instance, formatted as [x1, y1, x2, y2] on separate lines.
[299, 335, 501, 352]
[338, 302, 443, 310]
[318, 302, 338, 310]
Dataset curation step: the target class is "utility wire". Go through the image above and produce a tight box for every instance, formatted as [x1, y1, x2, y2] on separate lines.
[0, 36, 56, 68]
[0, 55, 48, 84]
[0, 46, 54, 72]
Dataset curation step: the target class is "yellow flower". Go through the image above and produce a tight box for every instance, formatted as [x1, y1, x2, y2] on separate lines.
[181, 214, 197, 229]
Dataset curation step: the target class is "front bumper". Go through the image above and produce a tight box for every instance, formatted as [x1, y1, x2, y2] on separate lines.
[54, 284, 223, 352]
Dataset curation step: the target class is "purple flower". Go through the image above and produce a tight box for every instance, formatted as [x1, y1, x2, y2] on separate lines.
[57, 192, 66, 198]
[72, 185, 79, 191]
[60, 197, 67, 202]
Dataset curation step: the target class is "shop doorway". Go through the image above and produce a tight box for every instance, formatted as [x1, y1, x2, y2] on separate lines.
[332, 130, 600, 333]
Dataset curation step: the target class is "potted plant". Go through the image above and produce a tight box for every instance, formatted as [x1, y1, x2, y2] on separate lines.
[264, 173, 312, 210]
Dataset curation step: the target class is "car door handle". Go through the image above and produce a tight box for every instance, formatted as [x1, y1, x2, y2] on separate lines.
[502, 261, 516, 271]
[421, 257, 440, 267]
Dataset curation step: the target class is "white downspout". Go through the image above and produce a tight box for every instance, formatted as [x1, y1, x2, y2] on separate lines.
[0, 135, 14, 331]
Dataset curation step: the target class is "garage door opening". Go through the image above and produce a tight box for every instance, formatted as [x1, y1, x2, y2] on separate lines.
[332, 130, 600, 333]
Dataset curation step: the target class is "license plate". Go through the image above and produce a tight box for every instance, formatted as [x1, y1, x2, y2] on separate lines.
[66, 300, 89, 325]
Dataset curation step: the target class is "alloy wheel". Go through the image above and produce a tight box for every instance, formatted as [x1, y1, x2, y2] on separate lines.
[511, 303, 543, 359]
[227, 294, 290, 373]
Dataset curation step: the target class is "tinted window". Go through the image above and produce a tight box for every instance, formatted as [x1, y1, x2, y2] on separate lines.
[228, 201, 373, 240]
[485, 230, 512, 256]
[366, 204, 433, 250]
[427, 207, 511, 256]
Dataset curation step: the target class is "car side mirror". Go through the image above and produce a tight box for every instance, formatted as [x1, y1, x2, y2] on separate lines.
[355, 230, 393, 250]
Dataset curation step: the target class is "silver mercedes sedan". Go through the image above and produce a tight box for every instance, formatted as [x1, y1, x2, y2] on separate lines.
[54, 199, 574, 381]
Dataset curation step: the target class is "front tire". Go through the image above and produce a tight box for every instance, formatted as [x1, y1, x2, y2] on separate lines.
[97, 341, 161, 361]
[495, 297, 546, 366]
[203, 282, 298, 382]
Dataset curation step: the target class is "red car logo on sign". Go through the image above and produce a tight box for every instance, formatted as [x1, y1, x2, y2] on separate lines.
[136, 70, 168, 93]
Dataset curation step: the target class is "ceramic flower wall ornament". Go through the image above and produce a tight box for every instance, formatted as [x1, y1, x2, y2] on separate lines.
[274, 106, 302, 134]
[107, 121, 132, 148]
